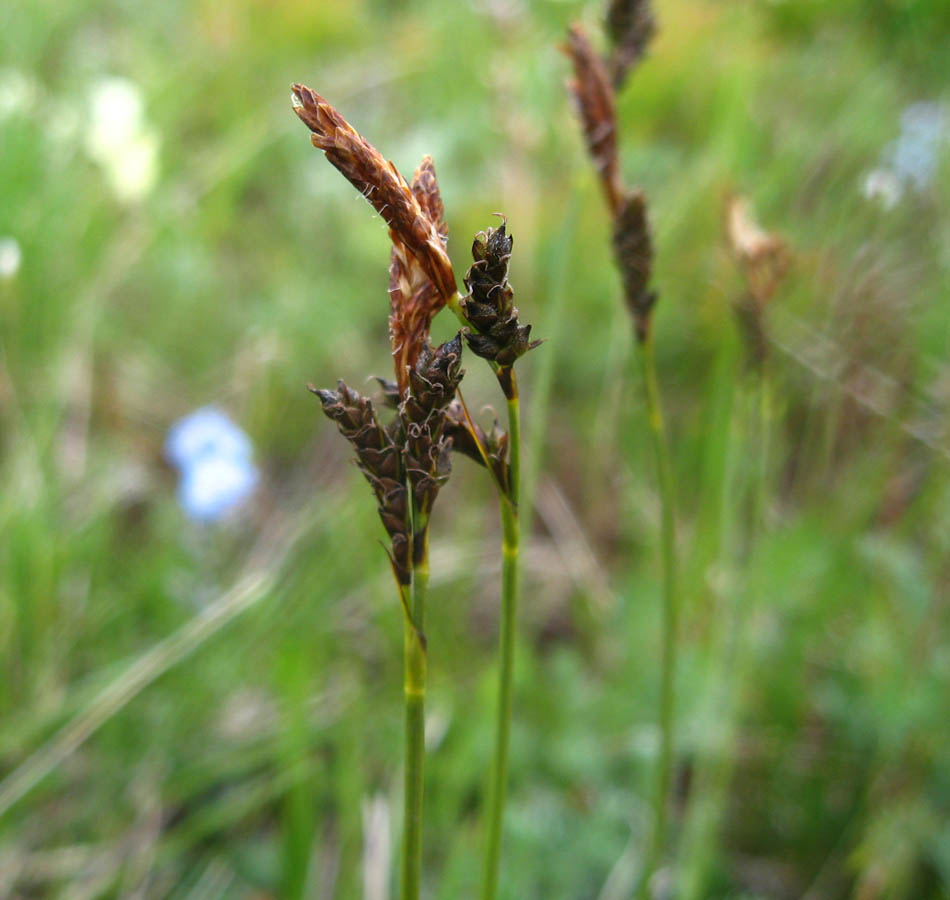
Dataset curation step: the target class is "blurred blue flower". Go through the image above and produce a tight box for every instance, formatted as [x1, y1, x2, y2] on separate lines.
[178, 453, 258, 522]
[863, 102, 948, 208]
[165, 407, 258, 522]
[888, 102, 948, 190]
[165, 407, 253, 470]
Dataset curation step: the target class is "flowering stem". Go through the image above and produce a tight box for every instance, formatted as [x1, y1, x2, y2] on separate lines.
[481, 374, 521, 900]
[636, 331, 677, 900]
[401, 530, 429, 900]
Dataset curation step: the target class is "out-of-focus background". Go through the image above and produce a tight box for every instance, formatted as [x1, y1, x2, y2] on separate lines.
[2, 0, 949, 896]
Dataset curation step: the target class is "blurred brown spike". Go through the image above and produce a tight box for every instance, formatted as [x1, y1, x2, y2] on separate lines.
[606, 0, 657, 88]
[614, 189, 656, 342]
[726, 196, 790, 367]
[389, 158, 451, 395]
[563, 25, 623, 216]
[726, 196, 789, 305]
[291, 84, 457, 303]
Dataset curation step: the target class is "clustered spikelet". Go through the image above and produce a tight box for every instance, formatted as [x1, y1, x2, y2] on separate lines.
[311, 381, 413, 583]
[313, 337, 463, 585]
[460, 223, 540, 382]
[291, 84, 457, 304]
[390, 157, 450, 394]
[401, 336, 464, 524]
[606, 0, 657, 88]
[563, 6, 659, 342]
[292, 83, 467, 585]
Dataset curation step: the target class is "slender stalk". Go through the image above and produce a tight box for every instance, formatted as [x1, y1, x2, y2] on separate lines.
[401, 532, 429, 900]
[679, 365, 773, 899]
[481, 376, 521, 900]
[636, 332, 677, 900]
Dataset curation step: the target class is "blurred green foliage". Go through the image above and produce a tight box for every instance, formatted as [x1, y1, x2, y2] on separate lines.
[1, 0, 948, 897]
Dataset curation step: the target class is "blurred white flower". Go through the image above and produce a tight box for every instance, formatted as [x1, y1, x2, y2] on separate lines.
[862, 168, 902, 209]
[165, 407, 258, 523]
[0, 237, 22, 279]
[0, 68, 38, 120]
[85, 76, 160, 202]
[86, 77, 145, 156]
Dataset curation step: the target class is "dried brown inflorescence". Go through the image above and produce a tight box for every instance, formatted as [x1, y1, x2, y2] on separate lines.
[293, 85, 468, 582]
[564, 12, 659, 342]
[727, 197, 789, 305]
[460, 223, 540, 392]
[390, 157, 450, 394]
[726, 196, 790, 367]
[291, 84, 457, 310]
[564, 25, 623, 216]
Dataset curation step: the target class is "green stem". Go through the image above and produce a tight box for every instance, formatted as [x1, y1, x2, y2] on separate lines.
[481, 378, 521, 900]
[401, 535, 429, 900]
[636, 332, 677, 900]
[679, 367, 773, 900]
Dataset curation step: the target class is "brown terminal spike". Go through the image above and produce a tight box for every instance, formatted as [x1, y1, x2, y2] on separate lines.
[291, 84, 457, 304]
[389, 157, 450, 395]
[562, 26, 623, 216]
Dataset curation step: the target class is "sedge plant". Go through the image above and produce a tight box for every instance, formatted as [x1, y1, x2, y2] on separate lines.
[290, 84, 536, 899]
[445, 224, 539, 900]
[562, 3, 679, 897]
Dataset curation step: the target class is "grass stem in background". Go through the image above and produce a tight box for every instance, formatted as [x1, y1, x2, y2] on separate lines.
[635, 331, 678, 900]
[562, 14, 679, 893]
[678, 196, 786, 894]
[678, 373, 770, 900]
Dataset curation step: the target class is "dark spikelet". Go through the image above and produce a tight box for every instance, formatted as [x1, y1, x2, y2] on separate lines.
[400, 335, 464, 518]
[311, 381, 411, 585]
[291, 85, 457, 303]
[606, 0, 657, 88]
[460, 223, 540, 380]
[562, 25, 623, 216]
[389, 157, 451, 394]
[613, 189, 656, 342]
